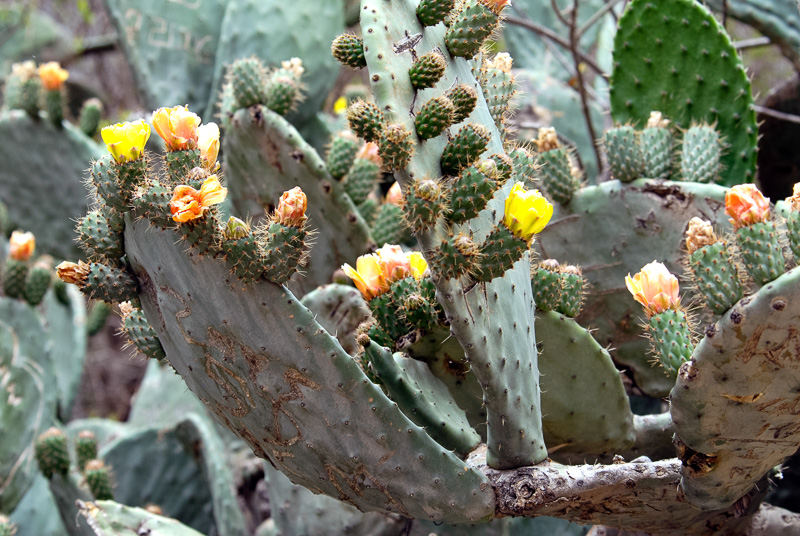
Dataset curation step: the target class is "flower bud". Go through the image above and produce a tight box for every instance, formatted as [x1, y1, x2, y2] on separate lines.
[9, 230, 35, 261]
[274, 187, 308, 227]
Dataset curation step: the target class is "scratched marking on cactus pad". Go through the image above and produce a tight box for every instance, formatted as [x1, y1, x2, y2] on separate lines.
[740, 324, 800, 365]
[123, 9, 214, 63]
[325, 464, 410, 517]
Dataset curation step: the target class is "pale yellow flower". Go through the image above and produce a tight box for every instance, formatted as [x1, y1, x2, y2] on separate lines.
[408, 252, 428, 280]
[152, 105, 200, 151]
[101, 120, 151, 164]
[503, 182, 553, 242]
[342, 254, 385, 301]
[625, 261, 681, 318]
[197, 122, 220, 171]
[169, 175, 227, 223]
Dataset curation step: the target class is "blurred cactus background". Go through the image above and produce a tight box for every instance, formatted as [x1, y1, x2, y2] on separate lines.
[3, 0, 800, 535]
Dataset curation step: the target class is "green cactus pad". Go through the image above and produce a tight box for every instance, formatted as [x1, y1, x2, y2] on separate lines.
[43, 89, 64, 128]
[555, 267, 585, 317]
[538, 148, 579, 205]
[687, 242, 743, 315]
[603, 126, 643, 183]
[79, 501, 205, 536]
[164, 149, 203, 185]
[536, 311, 635, 459]
[671, 267, 800, 510]
[415, 96, 455, 141]
[509, 147, 538, 188]
[123, 218, 495, 523]
[404, 179, 446, 232]
[476, 224, 528, 282]
[122, 307, 167, 361]
[371, 203, 406, 247]
[332, 34, 367, 69]
[479, 58, 516, 130]
[680, 125, 721, 183]
[445, 84, 478, 125]
[222, 232, 263, 284]
[115, 158, 148, 206]
[378, 124, 415, 171]
[365, 342, 481, 457]
[78, 210, 124, 262]
[610, 0, 758, 185]
[648, 309, 693, 377]
[641, 124, 673, 180]
[430, 233, 481, 280]
[735, 221, 785, 285]
[448, 164, 500, 224]
[531, 261, 562, 312]
[82, 262, 139, 303]
[417, 0, 456, 26]
[260, 222, 307, 285]
[326, 133, 360, 180]
[84, 460, 114, 501]
[176, 210, 222, 257]
[23, 265, 51, 307]
[347, 100, 387, 143]
[3, 259, 28, 300]
[264, 73, 303, 117]
[91, 154, 125, 212]
[228, 57, 268, 109]
[301, 284, 371, 355]
[78, 98, 102, 138]
[409, 52, 447, 91]
[223, 106, 372, 295]
[786, 210, 800, 261]
[131, 180, 173, 230]
[343, 158, 381, 205]
[75, 432, 98, 472]
[34, 428, 70, 479]
[445, 0, 501, 59]
[440, 124, 491, 175]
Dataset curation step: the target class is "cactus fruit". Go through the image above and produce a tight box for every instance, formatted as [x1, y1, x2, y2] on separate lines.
[440, 124, 491, 175]
[84, 460, 114, 501]
[347, 100, 387, 143]
[326, 131, 360, 180]
[445, 84, 479, 124]
[404, 178, 447, 232]
[604, 125, 644, 182]
[343, 157, 382, 205]
[531, 259, 562, 312]
[23, 259, 52, 307]
[228, 57, 268, 110]
[680, 124, 722, 183]
[445, 0, 507, 59]
[409, 52, 447, 90]
[75, 431, 99, 472]
[415, 96, 455, 140]
[378, 124, 416, 171]
[35, 428, 70, 479]
[120, 302, 167, 361]
[641, 112, 673, 180]
[556, 265, 585, 317]
[332, 34, 367, 69]
[79, 98, 103, 138]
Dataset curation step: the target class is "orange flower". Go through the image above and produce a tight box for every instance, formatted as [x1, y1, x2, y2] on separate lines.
[385, 182, 403, 207]
[9, 230, 35, 261]
[725, 184, 770, 229]
[197, 122, 220, 171]
[38, 62, 69, 91]
[376, 244, 411, 281]
[274, 187, 308, 227]
[169, 175, 228, 223]
[152, 105, 200, 151]
[625, 261, 681, 317]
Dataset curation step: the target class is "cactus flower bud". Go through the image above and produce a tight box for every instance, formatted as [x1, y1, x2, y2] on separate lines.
[533, 127, 560, 153]
[356, 142, 382, 166]
[169, 175, 227, 223]
[152, 105, 201, 151]
[198, 122, 220, 171]
[101, 120, 151, 164]
[786, 183, 800, 212]
[725, 184, 770, 230]
[275, 187, 308, 227]
[647, 111, 670, 129]
[685, 217, 718, 255]
[38, 62, 69, 91]
[625, 261, 681, 317]
[56, 260, 90, 286]
[224, 216, 251, 240]
[9, 230, 35, 261]
[386, 182, 403, 207]
[502, 182, 553, 242]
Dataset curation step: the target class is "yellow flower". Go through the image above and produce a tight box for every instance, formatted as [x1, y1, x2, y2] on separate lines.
[725, 183, 770, 229]
[101, 120, 151, 164]
[38, 62, 69, 91]
[342, 254, 385, 301]
[152, 105, 200, 151]
[274, 187, 308, 227]
[503, 182, 553, 241]
[197, 122, 220, 171]
[625, 261, 681, 318]
[408, 251, 428, 280]
[333, 96, 348, 115]
[169, 175, 228, 223]
[9, 230, 35, 261]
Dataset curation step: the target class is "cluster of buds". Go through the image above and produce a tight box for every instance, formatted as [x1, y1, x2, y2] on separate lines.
[342, 245, 428, 301]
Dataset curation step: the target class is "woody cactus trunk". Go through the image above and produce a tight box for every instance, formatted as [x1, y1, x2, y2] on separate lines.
[53, 0, 800, 533]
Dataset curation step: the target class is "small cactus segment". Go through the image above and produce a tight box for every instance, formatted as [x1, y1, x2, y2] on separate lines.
[531, 259, 562, 312]
[39, 62, 69, 127]
[326, 131, 360, 180]
[378, 124, 415, 171]
[479, 53, 517, 131]
[5, 61, 41, 118]
[84, 459, 114, 500]
[79, 98, 103, 137]
[331, 34, 367, 69]
[509, 146, 538, 187]
[364, 341, 480, 457]
[264, 58, 306, 117]
[431, 233, 481, 280]
[534, 128, 579, 205]
[556, 265, 585, 318]
[626, 261, 693, 378]
[35, 428, 70, 479]
[347, 100, 387, 143]
[23, 259, 52, 307]
[371, 186, 406, 247]
[445, 84, 479, 124]
[604, 125, 643, 182]
[260, 187, 311, 285]
[785, 185, 800, 260]
[448, 163, 501, 224]
[440, 124, 491, 175]
[726, 184, 785, 285]
[680, 124, 721, 183]
[641, 112, 673, 180]
[120, 302, 167, 361]
[92, 154, 126, 212]
[415, 96, 455, 140]
[222, 217, 264, 283]
[445, 0, 507, 59]
[78, 210, 124, 262]
[416, 0, 456, 26]
[610, 0, 757, 185]
[56, 261, 139, 303]
[685, 218, 742, 315]
[4, 231, 35, 300]
[343, 157, 381, 205]
[404, 178, 446, 233]
[228, 57, 268, 109]
[75, 431, 99, 472]
[409, 52, 447, 90]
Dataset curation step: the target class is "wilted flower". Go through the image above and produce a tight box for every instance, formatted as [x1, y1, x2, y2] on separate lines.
[101, 120, 151, 164]
[786, 183, 800, 212]
[625, 261, 681, 317]
[56, 260, 90, 286]
[9, 230, 35, 261]
[503, 182, 553, 242]
[725, 184, 770, 229]
[533, 127, 559, 153]
[197, 122, 220, 171]
[152, 105, 200, 151]
[169, 175, 228, 223]
[685, 217, 718, 255]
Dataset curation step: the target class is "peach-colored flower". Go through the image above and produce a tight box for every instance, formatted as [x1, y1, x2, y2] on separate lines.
[152, 105, 200, 151]
[725, 184, 770, 229]
[38, 62, 69, 91]
[625, 261, 681, 317]
[169, 175, 228, 223]
[101, 120, 151, 164]
[9, 230, 35, 261]
[56, 260, 90, 286]
[197, 122, 220, 171]
[275, 187, 308, 227]
[385, 182, 403, 207]
[376, 244, 410, 281]
[356, 142, 381, 166]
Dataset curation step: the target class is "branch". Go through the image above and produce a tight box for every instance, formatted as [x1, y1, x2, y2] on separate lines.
[576, 0, 626, 40]
[754, 104, 800, 125]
